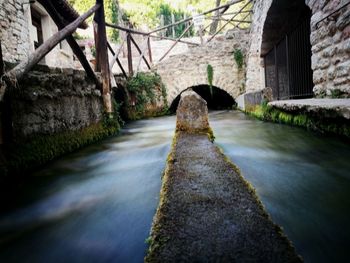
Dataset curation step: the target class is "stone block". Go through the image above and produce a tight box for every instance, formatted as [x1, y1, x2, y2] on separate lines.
[335, 61, 350, 77]
[176, 90, 209, 132]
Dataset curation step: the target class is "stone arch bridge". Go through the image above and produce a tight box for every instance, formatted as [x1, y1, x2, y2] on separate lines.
[154, 30, 250, 107]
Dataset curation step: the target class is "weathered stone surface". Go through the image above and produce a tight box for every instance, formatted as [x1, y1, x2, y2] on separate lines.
[146, 131, 302, 262]
[10, 67, 105, 141]
[176, 90, 209, 132]
[269, 98, 350, 120]
[0, 0, 30, 63]
[246, 0, 350, 98]
[154, 30, 249, 106]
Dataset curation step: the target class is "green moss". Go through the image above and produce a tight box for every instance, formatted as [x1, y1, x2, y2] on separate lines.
[233, 49, 244, 69]
[126, 72, 168, 120]
[207, 64, 214, 97]
[6, 121, 120, 174]
[246, 105, 350, 138]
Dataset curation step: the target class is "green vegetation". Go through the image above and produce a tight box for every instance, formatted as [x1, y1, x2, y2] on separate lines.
[69, 0, 120, 42]
[126, 72, 168, 120]
[207, 64, 214, 97]
[7, 120, 120, 175]
[157, 3, 194, 37]
[247, 102, 350, 138]
[119, 0, 252, 31]
[233, 49, 244, 69]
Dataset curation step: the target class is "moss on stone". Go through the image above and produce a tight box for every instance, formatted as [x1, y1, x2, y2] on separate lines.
[247, 105, 350, 138]
[5, 120, 120, 175]
[146, 129, 301, 262]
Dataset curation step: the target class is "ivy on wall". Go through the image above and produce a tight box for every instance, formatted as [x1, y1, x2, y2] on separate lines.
[126, 72, 168, 120]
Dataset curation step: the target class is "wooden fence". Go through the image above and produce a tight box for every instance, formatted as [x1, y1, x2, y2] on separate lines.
[0, 0, 253, 114]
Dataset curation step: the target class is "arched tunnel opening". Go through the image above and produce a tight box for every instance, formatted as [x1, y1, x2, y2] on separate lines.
[262, 0, 313, 100]
[170, 85, 236, 113]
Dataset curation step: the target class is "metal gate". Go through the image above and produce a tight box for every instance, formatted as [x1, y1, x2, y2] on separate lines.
[264, 16, 313, 100]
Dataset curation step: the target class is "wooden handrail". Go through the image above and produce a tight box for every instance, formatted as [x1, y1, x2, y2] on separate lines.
[6, 3, 101, 83]
[129, 35, 151, 69]
[206, 1, 252, 43]
[159, 22, 194, 62]
[107, 41, 127, 78]
[149, 0, 245, 34]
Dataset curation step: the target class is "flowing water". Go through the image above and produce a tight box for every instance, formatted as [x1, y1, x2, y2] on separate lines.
[210, 111, 350, 263]
[0, 111, 349, 262]
[0, 116, 176, 263]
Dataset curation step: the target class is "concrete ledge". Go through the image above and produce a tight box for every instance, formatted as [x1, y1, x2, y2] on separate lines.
[269, 99, 350, 120]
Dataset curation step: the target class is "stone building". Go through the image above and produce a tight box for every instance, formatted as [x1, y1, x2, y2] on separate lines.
[244, 0, 350, 103]
[0, 0, 88, 68]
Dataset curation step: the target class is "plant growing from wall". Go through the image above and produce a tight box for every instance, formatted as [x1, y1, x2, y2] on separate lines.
[207, 64, 214, 97]
[233, 49, 244, 69]
[126, 72, 168, 120]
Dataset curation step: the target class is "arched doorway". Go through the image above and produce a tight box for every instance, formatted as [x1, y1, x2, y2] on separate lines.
[170, 85, 236, 112]
[262, 0, 313, 100]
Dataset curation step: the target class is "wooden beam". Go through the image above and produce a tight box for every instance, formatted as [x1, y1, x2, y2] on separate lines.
[129, 35, 151, 69]
[107, 41, 127, 79]
[94, 0, 112, 113]
[159, 22, 194, 62]
[126, 32, 133, 76]
[135, 36, 150, 75]
[106, 22, 149, 36]
[149, 0, 245, 34]
[147, 37, 153, 64]
[0, 41, 3, 77]
[148, 34, 199, 46]
[5, 3, 100, 83]
[42, 0, 100, 88]
[105, 0, 245, 36]
[206, 1, 251, 43]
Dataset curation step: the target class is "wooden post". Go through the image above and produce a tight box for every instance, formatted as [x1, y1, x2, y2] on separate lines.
[171, 13, 176, 38]
[160, 15, 165, 37]
[147, 37, 153, 64]
[94, 0, 112, 113]
[0, 41, 4, 144]
[0, 41, 3, 77]
[126, 32, 133, 76]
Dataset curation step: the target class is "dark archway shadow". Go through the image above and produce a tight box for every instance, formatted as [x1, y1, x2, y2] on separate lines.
[169, 85, 236, 113]
[261, 0, 313, 100]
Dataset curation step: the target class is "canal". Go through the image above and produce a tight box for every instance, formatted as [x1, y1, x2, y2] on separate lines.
[0, 111, 349, 262]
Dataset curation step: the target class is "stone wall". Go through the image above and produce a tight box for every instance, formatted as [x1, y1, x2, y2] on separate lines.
[245, 0, 272, 93]
[10, 66, 104, 141]
[246, 0, 350, 98]
[308, 0, 350, 97]
[0, 0, 31, 63]
[0, 0, 74, 68]
[154, 30, 250, 106]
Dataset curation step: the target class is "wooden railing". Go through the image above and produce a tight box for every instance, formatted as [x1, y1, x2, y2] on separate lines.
[0, 0, 253, 114]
